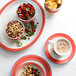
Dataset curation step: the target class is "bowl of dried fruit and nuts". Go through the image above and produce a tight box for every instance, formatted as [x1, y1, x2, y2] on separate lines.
[44, 0, 62, 13]
[5, 20, 25, 40]
[16, 3, 36, 23]
[15, 63, 44, 76]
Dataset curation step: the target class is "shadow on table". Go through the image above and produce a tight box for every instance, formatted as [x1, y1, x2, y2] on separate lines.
[44, 9, 55, 20]
[0, 46, 33, 59]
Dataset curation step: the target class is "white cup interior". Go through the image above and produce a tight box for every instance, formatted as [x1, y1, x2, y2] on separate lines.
[54, 39, 70, 56]
[48, 38, 70, 56]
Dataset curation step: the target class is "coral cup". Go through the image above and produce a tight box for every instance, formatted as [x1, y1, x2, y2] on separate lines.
[44, 0, 62, 14]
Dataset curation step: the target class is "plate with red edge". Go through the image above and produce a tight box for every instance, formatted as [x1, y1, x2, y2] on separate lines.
[45, 33, 76, 64]
[12, 55, 52, 76]
[0, 0, 45, 52]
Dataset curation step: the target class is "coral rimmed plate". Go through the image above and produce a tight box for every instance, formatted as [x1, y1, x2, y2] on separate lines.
[45, 33, 75, 64]
[12, 55, 52, 76]
[0, 0, 45, 52]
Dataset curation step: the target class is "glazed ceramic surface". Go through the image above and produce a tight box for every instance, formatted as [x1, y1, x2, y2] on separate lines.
[0, 0, 45, 51]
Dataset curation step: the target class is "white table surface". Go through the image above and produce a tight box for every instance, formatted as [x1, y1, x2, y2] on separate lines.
[0, 0, 76, 76]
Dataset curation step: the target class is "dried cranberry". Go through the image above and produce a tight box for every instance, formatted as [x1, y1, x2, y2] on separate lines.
[28, 38, 30, 40]
[23, 3, 26, 7]
[22, 17, 25, 20]
[31, 21, 34, 26]
[31, 7, 35, 12]
[22, 7, 26, 10]
[29, 10, 32, 13]
[25, 11, 29, 14]
[25, 14, 29, 17]
[32, 70, 36, 73]
[27, 4, 31, 8]
[25, 28, 29, 33]
[32, 28, 36, 32]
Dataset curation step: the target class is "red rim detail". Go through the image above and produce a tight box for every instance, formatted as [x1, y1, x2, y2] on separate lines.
[0, 0, 45, 52]
[12, 55, 52, 76]
[45, 33, 75, 64]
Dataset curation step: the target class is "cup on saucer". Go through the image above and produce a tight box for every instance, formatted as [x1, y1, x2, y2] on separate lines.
[48, 39, 70, 56]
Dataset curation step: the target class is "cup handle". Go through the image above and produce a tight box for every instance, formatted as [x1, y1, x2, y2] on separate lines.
[48, 40, 54, 46]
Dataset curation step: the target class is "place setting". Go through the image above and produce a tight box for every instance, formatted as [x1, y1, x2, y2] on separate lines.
[45, 33, 75, 64]
[12, 55, 52, 76]
[0, 0, 45, 52]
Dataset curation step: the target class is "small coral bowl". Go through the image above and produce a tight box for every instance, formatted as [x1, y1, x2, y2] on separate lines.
[44, 2, 62, 14]
[17, 3, 36, 23]
[5, 20, 25, 40]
